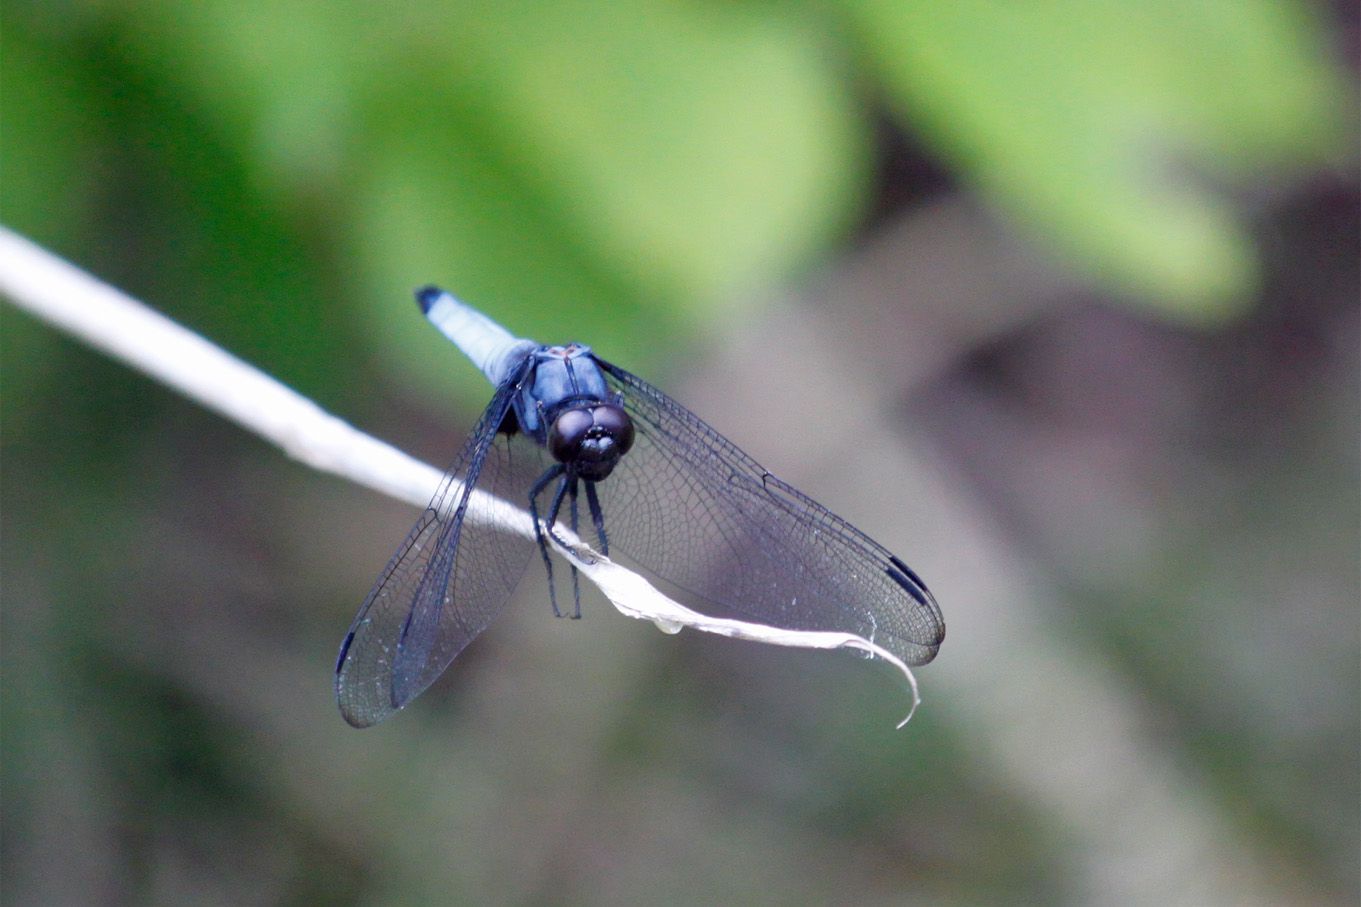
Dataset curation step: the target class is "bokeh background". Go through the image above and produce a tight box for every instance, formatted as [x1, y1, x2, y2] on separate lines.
[2, 2, 1357, 904]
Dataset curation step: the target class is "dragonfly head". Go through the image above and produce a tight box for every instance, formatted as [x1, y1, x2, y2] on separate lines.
[547, 403, 635, 481]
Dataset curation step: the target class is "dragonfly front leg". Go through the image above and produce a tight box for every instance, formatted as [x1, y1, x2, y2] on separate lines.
[566, 480, 583, 619]
[584, 480, 609, 556]
[528, 463, 567, 618]
[543, 474, 581, 619]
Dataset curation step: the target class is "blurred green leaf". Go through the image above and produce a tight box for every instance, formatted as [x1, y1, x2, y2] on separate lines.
[427, 2, 863, 307]
[849, 0, 1350, 321]
[0, 25, 98, 248]
[95, 0, 867, 400]
[0, 27, 104, 426]
[347, 0, 867, 396]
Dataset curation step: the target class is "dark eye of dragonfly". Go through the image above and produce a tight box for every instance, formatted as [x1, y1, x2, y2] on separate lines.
[547, 403, 635, 480]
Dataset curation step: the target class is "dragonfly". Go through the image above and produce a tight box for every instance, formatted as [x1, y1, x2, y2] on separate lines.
[335, 288, 945, 727]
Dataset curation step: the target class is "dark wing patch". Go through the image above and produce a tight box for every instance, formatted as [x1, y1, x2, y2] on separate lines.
[886, 555, 932, 609]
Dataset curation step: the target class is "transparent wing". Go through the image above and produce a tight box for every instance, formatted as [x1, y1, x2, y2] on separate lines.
[335, 360, 545, 727]
[591, 357, 944, 666]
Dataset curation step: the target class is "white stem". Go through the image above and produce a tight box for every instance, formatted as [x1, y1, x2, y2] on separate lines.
[0, 225, 920, 724]
[0, 228, 443, 510]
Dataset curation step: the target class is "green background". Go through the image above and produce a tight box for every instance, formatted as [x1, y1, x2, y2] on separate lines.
[2, 1, 1356, 903]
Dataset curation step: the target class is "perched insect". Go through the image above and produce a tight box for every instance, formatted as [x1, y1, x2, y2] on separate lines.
[336, 288, 944, 727]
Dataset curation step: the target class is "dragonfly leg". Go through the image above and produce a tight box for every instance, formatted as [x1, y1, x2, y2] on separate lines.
[584, 480, 609, 556]
[528, 463, 566, 618]
[566, 480, 582, 619]
[542, 470, 574, 618]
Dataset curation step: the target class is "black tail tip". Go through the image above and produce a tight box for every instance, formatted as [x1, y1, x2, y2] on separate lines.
[414, 285, 446, 314]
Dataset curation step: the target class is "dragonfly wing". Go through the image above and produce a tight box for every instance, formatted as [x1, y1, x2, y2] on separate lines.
[591, 356, 944, 667]
[335, 358, 544, 727]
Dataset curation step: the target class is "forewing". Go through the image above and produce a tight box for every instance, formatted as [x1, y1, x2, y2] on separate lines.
[591, 357, 944, 666]
[335, 362, 544, 727]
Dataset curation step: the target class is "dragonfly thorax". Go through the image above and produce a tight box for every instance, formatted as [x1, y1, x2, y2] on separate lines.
[547, 403, 635, 480]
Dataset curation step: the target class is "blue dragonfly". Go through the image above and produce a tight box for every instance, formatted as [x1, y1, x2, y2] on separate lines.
[336, 288, 944, 727]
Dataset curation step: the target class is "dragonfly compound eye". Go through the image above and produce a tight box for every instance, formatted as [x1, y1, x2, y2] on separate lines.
[591, 403, 634, 455]
[548, 404, 635, 479]
[548, 408, 594, 462]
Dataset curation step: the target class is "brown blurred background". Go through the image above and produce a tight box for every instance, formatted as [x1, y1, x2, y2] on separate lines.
[2, 2, 1357, 904]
